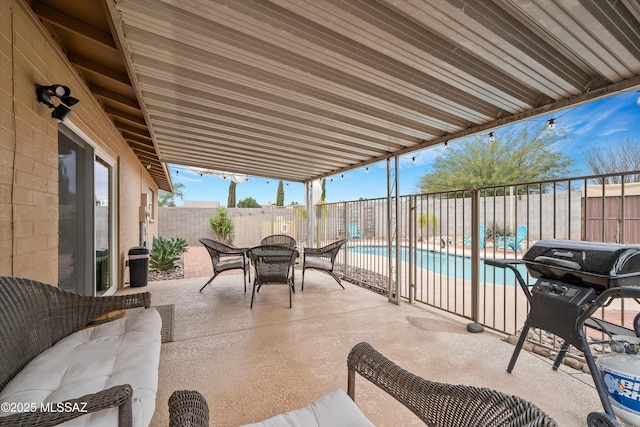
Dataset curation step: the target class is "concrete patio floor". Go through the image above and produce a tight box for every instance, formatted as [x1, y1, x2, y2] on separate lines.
[119, 262, 604, 426]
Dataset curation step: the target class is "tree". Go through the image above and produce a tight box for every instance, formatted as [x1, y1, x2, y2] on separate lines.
[316, 178, 327, 220]
[418, 124, 573, 194]
[417, 213, 437, 240]
[158, 182, 185, 207]
[227, 181, 237, 207]
[237, 197, 261, 208]
[276, 181, 284, 206]
[582, 137, 640, 184]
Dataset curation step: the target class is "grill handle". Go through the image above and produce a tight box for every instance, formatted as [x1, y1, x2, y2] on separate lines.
[534, 256, 581, 271]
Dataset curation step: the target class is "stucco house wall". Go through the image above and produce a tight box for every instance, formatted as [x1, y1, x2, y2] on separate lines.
[0, 1, 159, 287]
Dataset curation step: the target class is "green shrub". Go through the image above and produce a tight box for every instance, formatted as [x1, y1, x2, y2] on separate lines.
[150, 235, 186, 271]
[209, 207, 234, 244]
[486, 222, 510, 244]
[171, 237, 188, 255]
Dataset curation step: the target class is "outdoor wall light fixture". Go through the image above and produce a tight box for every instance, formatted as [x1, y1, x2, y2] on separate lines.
[36, 84, 79, 122]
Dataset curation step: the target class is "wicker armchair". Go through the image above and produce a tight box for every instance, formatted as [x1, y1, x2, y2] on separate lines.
[247, 245, 298, 308]
[347, 342, 558, 427]
[199, 238, 250, 293]
[301, 239, 347, 290]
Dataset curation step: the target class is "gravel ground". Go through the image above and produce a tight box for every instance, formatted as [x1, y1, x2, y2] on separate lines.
[147, 255, 184, 281]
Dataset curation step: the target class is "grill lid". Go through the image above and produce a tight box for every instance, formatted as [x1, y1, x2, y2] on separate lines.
[522, 239, 640, 291]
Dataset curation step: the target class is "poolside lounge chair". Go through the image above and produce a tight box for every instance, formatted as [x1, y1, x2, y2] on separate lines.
[348, 223, 361, 239]
[497, 225, 528, 253]
[464, 224, 486, 248]
[301, 239, 347, 290]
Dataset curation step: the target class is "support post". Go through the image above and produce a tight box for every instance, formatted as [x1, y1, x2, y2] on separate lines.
[386, 157, 400, 304]
[471, 188, 480, 322]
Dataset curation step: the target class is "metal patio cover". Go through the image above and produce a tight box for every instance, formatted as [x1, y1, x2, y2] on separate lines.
[100, 0, 640, 186]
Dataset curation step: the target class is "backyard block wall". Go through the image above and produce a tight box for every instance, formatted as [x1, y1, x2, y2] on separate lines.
[158, 206, 303, 248]
[1, 1, 158, 286]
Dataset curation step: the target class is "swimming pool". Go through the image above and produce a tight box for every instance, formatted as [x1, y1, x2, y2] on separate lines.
[347, 245, 533, 286]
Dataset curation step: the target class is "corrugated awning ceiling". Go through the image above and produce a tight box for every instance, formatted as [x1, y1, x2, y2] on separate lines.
[40, 0, 640, 185]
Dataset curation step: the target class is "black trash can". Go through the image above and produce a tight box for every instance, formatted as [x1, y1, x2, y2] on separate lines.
[95, 248, 109, 291]
[128, 246, 150, 287]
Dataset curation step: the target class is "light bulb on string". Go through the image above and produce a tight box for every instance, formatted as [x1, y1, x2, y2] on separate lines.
[488, 132, 495, 143]
[412, 156, 416, 165]
[636, 91, 640, 106]
[547, 118, 555, 131]
[365, 167, 369, 174]
[341, 174, 344, 180]
[444, 141, 449, 150]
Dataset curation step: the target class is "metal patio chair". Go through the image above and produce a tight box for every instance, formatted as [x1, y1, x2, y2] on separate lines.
[199, 238, 250, 293]
[247, 245, 298, 308]
[301, 239, 348, 290]
[260, 234, 297, 249]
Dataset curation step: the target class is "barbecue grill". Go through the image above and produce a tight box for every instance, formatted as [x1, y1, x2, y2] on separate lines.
[487, 239, 640, 426]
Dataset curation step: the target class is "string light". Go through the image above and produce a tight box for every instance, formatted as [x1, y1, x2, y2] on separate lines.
[547, 118, 556, 131]
[341, 174, 344, 180]
[412, 156, 416, 165]
[488, 132, 495, 143]
[444, 141, 449, 149]
[176, 170, 179, 176]
[365, 167, 369, 174]
[637, 91, 640, 106]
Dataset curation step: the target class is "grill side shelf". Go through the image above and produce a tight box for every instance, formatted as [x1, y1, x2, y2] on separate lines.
[584, 317, 635, 338]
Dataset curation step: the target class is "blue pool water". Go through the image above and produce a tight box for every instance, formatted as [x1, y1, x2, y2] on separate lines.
[347, 245, 533, 286]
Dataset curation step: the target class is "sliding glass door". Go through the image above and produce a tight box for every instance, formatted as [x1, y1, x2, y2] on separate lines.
[58, 126, 116, 296]
[94, 157, 113, 295]
[58, 129, 94, 295]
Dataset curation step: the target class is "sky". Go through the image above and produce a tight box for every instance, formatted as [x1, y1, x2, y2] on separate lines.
[168, 91, 640, 206]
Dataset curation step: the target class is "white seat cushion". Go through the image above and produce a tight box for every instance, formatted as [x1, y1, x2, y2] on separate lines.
[216, 257, 244, 272]
[0, 307, 162, 427]
[304, 257, 332, 271]
[241, 389, 375, 427]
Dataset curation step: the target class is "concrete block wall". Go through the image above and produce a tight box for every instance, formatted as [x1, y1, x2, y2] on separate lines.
[158, 207, 297, 248]
[1, 1, 159, 286]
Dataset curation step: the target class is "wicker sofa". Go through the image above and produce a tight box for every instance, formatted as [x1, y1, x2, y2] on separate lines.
[0, 276, 167, 427]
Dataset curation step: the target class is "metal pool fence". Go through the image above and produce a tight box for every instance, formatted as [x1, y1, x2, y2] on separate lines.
[315, 171, 640, 337]
[161, 171, 640, 338]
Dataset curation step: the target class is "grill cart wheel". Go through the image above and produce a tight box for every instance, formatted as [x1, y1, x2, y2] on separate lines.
[587, 411, 620, 427]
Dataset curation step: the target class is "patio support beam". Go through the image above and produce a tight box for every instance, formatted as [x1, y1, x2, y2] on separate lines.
[471, 188, 480, 322]
[386, 157, 400, 305]
[305, 181, 315, 247]
[409, 195, 416, 304]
